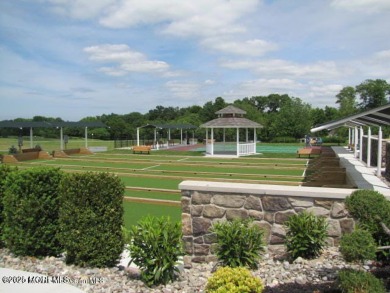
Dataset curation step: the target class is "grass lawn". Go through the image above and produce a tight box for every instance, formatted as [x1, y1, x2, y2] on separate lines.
[123, 201, 181, 229]
[1, 139, 316, 226]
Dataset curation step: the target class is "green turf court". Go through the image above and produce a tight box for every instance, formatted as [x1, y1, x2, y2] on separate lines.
[2, 144, 311, 227]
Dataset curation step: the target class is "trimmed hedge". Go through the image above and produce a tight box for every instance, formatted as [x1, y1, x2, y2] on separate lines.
[2, 167, 63, 256]
[0, 165, 18, 248]
[59, 172, 124, 267]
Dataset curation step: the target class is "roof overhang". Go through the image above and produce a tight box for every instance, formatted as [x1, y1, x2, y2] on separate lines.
[311, 103, 390, 133]
[0, 121, 106, 129]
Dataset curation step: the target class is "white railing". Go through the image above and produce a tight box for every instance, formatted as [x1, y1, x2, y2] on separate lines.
[206, 143, 213, 155]
[238, 142, 256, 156]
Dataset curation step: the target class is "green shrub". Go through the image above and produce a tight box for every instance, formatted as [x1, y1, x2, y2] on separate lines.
[126, 215, 183, 287]
[0, 165, 17, 248]
[211, 219, 265, 269]
[205, 266, 264, 293]
[345, 190, 390, 246]
[340, 229, 377, 263]
[338, 269, 386, 293]
[270, 136, 297, 143]
[59, 172, 124, 267]
[2, 167, 63, 256]
[284, 211, 328, 259]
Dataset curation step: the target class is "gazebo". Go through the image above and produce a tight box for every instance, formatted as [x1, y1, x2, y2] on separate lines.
[200, 105, 263, 157]
[136, 123, 197, 149]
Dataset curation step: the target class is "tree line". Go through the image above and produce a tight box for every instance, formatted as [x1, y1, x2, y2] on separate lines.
[1, 79, 389, 142]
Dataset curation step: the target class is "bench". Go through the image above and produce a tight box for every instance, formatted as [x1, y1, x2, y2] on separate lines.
[297, 148, 321, 158]
[133, 146, 151, 154]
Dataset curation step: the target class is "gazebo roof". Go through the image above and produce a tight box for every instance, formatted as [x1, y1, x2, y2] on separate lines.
[200, 105, 263, 128]
[215, 105, 246, 116]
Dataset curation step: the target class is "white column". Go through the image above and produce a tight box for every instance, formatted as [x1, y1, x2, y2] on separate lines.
[254, 128, 257, 154]
[211, 128, 214, 156]
[30, 127, 33, 148]
[377, 126, 382, 177]
[348, 128, 351, 149]
[206, 128, 208, 153]
[367, 127, 371, 167]
[359, 126, 363, 161]
[246, 128, 249, 142]
[354, 127, 358, 158]
[137, 128, 140, 146]
[168, 129, 171, 141]
[181, 129, 183, 144]
[236, 128, 239, 157]
[60, 127, 64, 150]
[85, 127, 88, 148]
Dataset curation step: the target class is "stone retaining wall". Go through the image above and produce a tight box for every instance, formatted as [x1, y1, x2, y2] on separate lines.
[180, 181, 358, 265]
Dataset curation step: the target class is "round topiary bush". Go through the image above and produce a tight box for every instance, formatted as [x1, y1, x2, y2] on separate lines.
[284, 211, 328, 260]
[345, 190, 390, 246]
[59, 172, 124, 267]
[205, 266, 264, 293]
[340, 229, 377, 263]
[2, 167, 63, 256]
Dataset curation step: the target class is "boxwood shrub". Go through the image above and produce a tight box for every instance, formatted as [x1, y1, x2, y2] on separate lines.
[2, 167, 63, 256]
[339, 229, 377, 263]
[345, 190, 390, 246]
[338, 269, 386, 293]
[0, 164, 18, 248]
[59, 172, 124, 267]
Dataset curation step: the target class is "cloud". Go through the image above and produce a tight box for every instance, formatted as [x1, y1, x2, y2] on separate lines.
[42, 0, 115, 19]
[220, 58, 342, 80]
[165, 80, 201, 100]
[84, 44, 171, 75]
[201, 37, 278, 57]
[331, 0, 390, 13]
[99, 0, 259, 38]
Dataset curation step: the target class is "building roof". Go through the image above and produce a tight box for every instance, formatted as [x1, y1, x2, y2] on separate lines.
[200, 117, 263, 128]
[138, 123, 197, 130]
[311, 103, 390, 132]
[0, 121, 106, 128]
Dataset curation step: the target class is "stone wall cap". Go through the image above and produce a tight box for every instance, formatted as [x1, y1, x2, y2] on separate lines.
[178, 180, 362, 199]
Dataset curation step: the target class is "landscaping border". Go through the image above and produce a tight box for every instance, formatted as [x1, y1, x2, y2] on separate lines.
[179, 180, 380, 266]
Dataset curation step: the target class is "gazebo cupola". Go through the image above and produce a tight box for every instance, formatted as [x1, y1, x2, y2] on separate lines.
[200, 105, 263, 157]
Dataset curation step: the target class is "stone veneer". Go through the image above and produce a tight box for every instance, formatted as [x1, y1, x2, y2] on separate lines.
[180, 180, 358, 266]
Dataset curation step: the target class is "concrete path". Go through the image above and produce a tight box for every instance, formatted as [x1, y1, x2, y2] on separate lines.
[332, 146, 390, 197]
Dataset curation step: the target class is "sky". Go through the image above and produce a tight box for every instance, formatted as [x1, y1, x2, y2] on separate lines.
[1, 0, 390, 121]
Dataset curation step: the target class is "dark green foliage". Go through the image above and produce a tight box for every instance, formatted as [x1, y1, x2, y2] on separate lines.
[2, 167, 63, 256]
[345, 190, 390, 246]
[59, 172, 124, 267]
[284, 211, 328, 260]
[340, 229, 377, 263]
[0, 165, 17, 248]
[8, 146, 17, 154]
[126, 215, 183, 287]
[211, 218, 265, 269]
[338, 269, 386, 293]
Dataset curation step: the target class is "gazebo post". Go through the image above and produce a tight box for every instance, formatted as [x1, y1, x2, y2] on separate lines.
[236, 128, 239, 157]
[181, 129, 183, 144]
[137, 128, 140, 146]
[354, 127, 358, 158]
[60, 127, 64, 151]
[254, 128, 257, 154]
[246, 128, 248, 142]
[211, 128, 214, 156]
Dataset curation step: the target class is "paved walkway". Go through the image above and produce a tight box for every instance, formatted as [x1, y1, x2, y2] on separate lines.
[332, 146, 390, 197]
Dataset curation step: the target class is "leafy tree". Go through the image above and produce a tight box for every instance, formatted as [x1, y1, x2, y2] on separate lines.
[336, 86, 358, 117]
[356, 79, 390, 110]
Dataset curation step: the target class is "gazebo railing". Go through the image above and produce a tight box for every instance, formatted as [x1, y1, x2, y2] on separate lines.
[238, 142, 256, 156]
